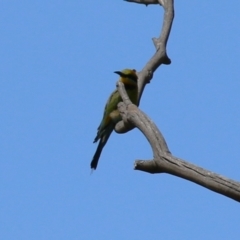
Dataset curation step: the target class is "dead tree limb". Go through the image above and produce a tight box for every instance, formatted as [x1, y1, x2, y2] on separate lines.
[115, 0, 174, 133]
[117, 81, 240, 203]
[113, 0, 240, 202]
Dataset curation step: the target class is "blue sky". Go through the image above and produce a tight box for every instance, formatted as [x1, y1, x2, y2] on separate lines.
[1, 1, 240, 239]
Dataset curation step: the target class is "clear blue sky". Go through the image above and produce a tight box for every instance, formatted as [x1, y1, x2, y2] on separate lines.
[1, 1, 240, 239]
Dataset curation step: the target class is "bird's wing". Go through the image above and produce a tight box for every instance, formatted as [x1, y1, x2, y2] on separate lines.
[94, 90, 121, 142]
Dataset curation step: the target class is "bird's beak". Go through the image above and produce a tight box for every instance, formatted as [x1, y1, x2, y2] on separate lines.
[114, 71, 124, 77]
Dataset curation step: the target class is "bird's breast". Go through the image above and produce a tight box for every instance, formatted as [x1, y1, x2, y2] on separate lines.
[126, 87, 138, 105]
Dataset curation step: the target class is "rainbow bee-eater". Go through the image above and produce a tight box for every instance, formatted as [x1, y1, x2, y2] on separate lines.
[91, 69, 138, 170]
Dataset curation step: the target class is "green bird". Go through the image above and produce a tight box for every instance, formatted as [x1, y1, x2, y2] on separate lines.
[91, 69, 138, 170]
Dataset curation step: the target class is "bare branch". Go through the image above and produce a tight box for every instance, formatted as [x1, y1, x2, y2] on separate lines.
[116, 82, 240, 202]
[124, 0, 159, 5]
[135, 157, 240, 202]
[117, 81, 171, 154]
[115, 0, 174, 133]
[114, 0, 240, 203]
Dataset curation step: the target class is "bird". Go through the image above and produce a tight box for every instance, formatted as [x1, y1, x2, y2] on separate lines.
[91, 69, 138, 170]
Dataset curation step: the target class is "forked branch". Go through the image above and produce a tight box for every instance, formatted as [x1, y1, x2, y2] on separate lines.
[115, 0, 240, 202]
[117, 81, 240, 203]
[115, 0, 174, 133]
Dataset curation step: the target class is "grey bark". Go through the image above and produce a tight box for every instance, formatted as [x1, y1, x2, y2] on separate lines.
[115, 0, 240, 202]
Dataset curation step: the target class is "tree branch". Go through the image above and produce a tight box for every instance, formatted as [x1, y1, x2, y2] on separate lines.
[117, 82, 240, 203]
[115, 0, 174, 133]
[124, 0, 159, 6]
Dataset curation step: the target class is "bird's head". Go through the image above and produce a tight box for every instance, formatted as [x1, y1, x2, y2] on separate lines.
[114, 69, 138, 86]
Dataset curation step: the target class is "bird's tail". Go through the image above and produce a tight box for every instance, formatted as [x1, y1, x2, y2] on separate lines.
[91, 128, 113, 170]
[91, 142, 102, 170]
